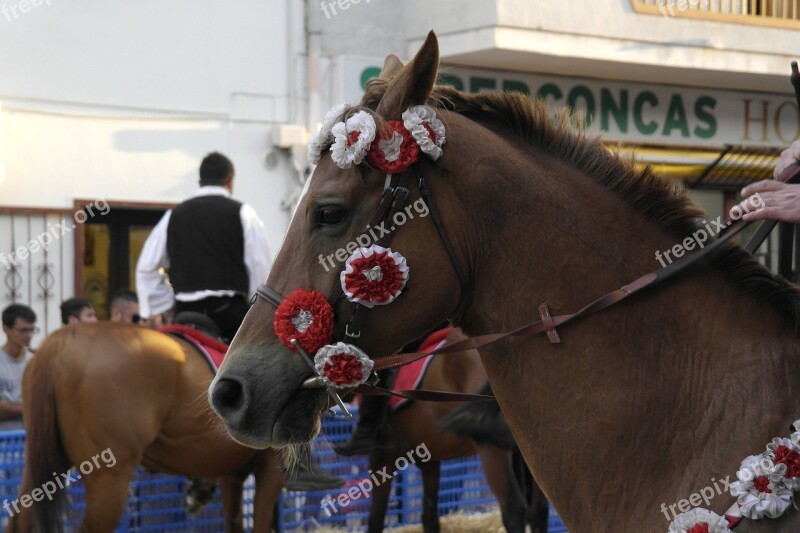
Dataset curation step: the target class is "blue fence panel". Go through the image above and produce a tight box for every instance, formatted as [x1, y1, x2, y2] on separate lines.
[0, 411, 568, 532]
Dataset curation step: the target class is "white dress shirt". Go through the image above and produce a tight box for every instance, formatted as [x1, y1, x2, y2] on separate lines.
[136, 186, 273, 319]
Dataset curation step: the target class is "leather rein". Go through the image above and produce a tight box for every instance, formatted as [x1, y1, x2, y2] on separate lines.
[255, 162, 800, 404]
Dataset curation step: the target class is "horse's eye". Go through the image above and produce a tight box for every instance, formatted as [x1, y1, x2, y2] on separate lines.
[317, 207, 348, 226]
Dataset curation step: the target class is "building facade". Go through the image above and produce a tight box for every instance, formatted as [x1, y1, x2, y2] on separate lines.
[1, 0, 798, 336]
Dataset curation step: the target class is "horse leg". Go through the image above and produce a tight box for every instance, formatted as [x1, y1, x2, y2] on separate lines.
[78, 460, 140, 533]
[477, 445, 526, 533]
[512, 446, 549, 533]
[219, 475, 245, 533]
[366, 449, 395, 533]
[419, 460, 441, 533]
[250, 450, 283, 533]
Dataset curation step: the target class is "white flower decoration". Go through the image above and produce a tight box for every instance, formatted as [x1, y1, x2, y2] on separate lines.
[730, 454, 793, 520]
[313, 342, 374, 389]
[402, 105, 446, 160]
[308, 103, 348, 165]
[340, 245, 409, 308]
[330, 111, 377, 168]
[763, 437, 800, 490]
[668, 508, 731, 533]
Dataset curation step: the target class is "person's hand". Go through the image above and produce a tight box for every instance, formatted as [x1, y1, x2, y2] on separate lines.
[731, 180, 800, 223]
[774, 140, 800, 181]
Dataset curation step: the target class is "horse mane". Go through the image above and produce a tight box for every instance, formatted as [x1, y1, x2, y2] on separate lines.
[360, 81, 800, 327]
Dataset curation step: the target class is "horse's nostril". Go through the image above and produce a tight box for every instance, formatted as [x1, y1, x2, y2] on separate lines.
[211, 376, 247, 418]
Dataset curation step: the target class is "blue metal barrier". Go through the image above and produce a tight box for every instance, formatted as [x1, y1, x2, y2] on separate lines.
[0, 411, 567, 531]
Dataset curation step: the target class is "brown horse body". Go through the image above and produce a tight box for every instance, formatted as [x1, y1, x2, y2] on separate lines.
[8, 322, 282, 532]
[365, 329, 544, 533]
[210, 32, 800, 531]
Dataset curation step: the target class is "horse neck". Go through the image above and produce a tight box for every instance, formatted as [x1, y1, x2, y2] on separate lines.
[446, 145, 800, 527]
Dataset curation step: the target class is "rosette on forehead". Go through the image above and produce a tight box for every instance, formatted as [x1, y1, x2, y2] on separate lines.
[307, 32, 444, 174]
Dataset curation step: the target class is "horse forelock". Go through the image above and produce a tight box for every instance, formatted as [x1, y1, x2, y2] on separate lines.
[354, 81, 800, 328]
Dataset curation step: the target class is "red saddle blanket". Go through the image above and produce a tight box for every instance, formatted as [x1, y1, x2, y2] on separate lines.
[159, 324, 228, 373]
[388, 327, 453, 411]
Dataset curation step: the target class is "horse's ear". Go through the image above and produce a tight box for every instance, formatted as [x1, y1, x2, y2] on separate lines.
[376, 31, 439, 119]
[378, 54, 405, 81]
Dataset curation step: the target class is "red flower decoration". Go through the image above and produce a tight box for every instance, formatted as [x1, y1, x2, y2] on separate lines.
[366, 120, 420, 174]
[753, 475, 772, 494]
[687, 523, 710, 533]
[322, 353, 364, 386]
[774, 445, 800, 478]
[340, 245, 409, 308]
[273, 288, 333, 354]
[313, 342, 374, 389]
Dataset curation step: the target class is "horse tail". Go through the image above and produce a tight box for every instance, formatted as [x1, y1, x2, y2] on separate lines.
[21, 331, 70, 533]
[439, 382, 517, 450]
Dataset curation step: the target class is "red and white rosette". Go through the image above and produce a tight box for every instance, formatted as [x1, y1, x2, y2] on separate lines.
[765, 437, 800, 490]
[730, 454, 793, 520]
[340, 245, 409, 308]
[308, 103, 348, 165]
[668, 509, 731, 533]
[273, 288, 334, 355]
[402, 105, 446, 160]
[366, 120, 420, 174]
[313, 342, 374, 389]
[330, 111, 377, 168]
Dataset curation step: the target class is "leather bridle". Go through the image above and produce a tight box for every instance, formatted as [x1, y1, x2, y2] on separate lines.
[253, 157, 800, 407]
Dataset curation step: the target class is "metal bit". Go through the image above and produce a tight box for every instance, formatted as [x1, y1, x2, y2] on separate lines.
[291, 338, 352, 419]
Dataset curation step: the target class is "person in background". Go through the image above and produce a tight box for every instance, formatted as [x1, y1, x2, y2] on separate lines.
[736, 140, 800, 223]
[136, 151, 341, 492]
[109, 289, 140, 323]
[60, 298, 98, 325]
[0, 304, 37, 431]
[136, 151, 271, 341]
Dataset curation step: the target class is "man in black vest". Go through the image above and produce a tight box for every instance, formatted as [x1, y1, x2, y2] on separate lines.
[137, 152, 270, 340]
[137, 152, 343, 493]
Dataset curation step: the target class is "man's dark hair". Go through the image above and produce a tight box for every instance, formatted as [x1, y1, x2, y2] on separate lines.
[2, 304, 36, 328]
[110, 288, 138, 310]
[60, 298, 94, 325]
[199, 152, 234, 186]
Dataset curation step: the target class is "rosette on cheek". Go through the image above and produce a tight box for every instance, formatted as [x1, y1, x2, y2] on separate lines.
[340, 245, 409, 308]
[366, 120, 420, 174]
[314, 342, 374, 389]
[273, 289, 334, 354]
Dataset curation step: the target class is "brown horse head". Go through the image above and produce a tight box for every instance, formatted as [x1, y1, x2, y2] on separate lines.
[210, 31, 466, 447]
[210, 30, 800, 530]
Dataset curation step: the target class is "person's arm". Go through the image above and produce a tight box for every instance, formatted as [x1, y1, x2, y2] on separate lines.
[0, 399, 23, 420]
[731, 140, 800, 223]
[240, 204, 273, 295]
[135, 211, 176, 319]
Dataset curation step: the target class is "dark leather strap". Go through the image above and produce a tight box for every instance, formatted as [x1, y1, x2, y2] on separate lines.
[255, 284, 285, 308]
[372, 213, 753, 373]
[354, 384, 495, 402]
[417, 172, 469, 296]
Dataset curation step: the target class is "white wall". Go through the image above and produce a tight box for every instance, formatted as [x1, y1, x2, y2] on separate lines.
[0, 0, 304, 247]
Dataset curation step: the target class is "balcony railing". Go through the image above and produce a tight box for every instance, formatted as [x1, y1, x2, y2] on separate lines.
[631, 0, 800, 28]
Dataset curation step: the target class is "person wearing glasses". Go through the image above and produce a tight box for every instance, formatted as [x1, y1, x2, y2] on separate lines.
[0, 304, 37, 430]
[60, 298, 98, 325]
[109, 289, 140, 324]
